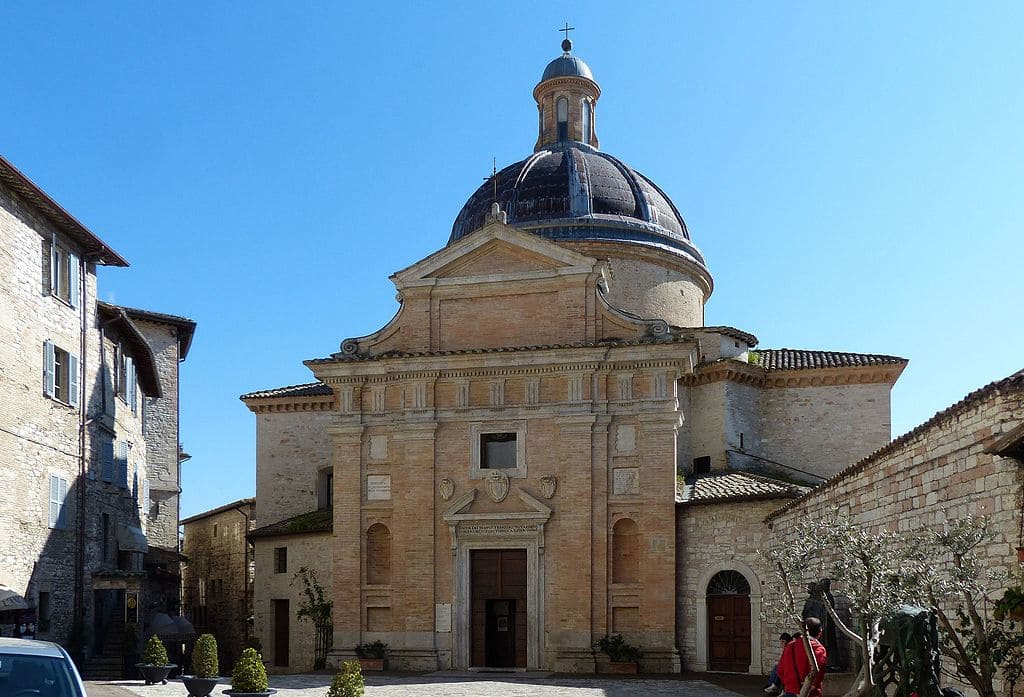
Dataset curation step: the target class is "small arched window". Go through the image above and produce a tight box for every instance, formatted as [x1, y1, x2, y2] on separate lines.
[539, 107, 545, 138]
[366, 523, 391, 585]
[581, 99, 591, 144]
[556, 97, 569, 141]
[611, 518, 640, 584]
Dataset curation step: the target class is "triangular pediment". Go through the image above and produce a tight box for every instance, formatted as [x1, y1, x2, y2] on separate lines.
[392, 220, 599, 286]
[442, 485, 553, 523]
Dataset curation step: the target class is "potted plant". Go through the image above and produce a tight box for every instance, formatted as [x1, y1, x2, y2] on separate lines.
[995, 586, 1024, 622]
[353, 640, 387, 671]
[224, 647, 275, 696]
[182, 633, 220, 697]
[593, 633, 642, 674]
[137, 634, 177, 685]
[327, 661, 364, 697]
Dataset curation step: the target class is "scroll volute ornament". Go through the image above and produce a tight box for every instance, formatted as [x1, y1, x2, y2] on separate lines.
[439, 478, 455, 501]
[539, 474, 557, 499]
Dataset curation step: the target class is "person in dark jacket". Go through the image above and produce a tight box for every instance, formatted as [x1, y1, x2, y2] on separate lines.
[777, 617, 828, 697]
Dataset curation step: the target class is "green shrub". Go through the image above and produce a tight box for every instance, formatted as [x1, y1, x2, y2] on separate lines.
[231, 647, 268, 693]
[593, 633, 642, 662]
[326, 661, 364, 697]
[142, 634, 170, 666]
[353, 640, 387, 659]
[192, 633, 219, 678]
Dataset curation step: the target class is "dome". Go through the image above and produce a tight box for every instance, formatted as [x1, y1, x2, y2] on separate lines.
[449, 142, 707, 268]
[541, 54, 595, 82]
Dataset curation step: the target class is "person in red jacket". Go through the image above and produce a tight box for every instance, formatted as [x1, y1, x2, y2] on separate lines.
[777, 617, 828, 697]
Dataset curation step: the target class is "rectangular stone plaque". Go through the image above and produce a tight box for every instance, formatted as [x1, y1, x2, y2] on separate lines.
[366, 474, 391, 501]
[368, 435, 388, 460]
[435, 603, 452, 633]
[612, 467, 640, 495]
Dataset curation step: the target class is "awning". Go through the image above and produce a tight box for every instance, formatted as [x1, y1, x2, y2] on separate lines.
[0, 584, 29, 611]
[117, 525, 149, 553]
[149, 613, 195, 642]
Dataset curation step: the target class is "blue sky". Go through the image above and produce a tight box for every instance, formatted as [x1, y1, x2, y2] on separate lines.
[2, 2, 1021, 519]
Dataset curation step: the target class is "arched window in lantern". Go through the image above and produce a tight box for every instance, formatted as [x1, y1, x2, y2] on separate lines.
[556, 97, 569, 142]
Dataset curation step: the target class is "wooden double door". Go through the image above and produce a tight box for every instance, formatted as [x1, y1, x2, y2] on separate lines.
[470, 549, 527, 668]
[708, 594, 751, 672]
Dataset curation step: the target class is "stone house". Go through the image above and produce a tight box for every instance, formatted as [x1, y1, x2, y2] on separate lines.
[181, 497, 255, 670]
[764, 370, 1024, 696]
[239, 41, 907, 674]
[0, 154, 195, 675]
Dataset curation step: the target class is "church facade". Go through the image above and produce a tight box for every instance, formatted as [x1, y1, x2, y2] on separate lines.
[242, 41, 904, 674]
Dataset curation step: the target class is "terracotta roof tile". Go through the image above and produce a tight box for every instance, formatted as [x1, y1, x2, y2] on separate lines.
[678, 471, 809, 505]
[249, 508, 332, 539]
[240, 382, 333, 400]
[756, 349, 906, 371]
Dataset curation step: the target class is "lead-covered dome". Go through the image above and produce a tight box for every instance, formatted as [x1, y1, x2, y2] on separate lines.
[449, 142, 706, 268]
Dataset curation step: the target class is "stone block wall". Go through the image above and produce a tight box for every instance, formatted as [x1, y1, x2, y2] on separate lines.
[254, 410, 333, 527]
[182, 501, 254, 670]
[253, 532, 332, 673]
[765, 381, 1024, 696]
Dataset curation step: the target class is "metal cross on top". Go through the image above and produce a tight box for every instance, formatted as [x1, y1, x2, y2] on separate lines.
[559, 23, 575, 41]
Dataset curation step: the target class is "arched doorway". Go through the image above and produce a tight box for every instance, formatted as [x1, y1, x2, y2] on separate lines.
[707, 570, 751, 672]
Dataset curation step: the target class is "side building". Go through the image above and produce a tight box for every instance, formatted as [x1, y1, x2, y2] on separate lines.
[0, 155, 195, 676]
[181, 498, 255, 670]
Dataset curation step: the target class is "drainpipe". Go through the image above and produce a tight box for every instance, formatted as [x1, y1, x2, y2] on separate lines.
[234, 505, 252, 648]
[73, 253, 92, 662]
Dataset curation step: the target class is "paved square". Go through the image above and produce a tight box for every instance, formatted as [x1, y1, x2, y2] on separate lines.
[100, 673, 747, 697]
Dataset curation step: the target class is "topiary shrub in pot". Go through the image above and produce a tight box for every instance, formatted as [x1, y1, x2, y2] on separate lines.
[138, 634, 177, 685]
[327, 661, 364, 697]
[182, 633, 220, 697]
[224, 647, 275, 696]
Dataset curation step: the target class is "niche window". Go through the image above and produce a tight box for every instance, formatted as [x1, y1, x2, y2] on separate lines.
[317, 468, 333, 509]
[581, 99, 591, 143]
[556, 97, 568, 141]
[693, 456, 712, 475]
[274, 547, 288, 574]
[470, 421, 527, 478]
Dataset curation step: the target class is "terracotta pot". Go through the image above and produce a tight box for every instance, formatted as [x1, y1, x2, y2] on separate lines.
[358, 657, 385, 671]
[605, 661, 638, 674]
[1016, 546, 1024, 564]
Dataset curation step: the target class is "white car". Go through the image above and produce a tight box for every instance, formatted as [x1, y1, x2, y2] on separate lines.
[0, 637, 89, 697]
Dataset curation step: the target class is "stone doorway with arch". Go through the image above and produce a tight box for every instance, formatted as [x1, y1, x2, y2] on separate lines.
[695, 562, 763, 675]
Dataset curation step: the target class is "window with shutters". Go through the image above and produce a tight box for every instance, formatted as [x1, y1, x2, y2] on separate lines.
[102, 441, 115, 483]
[48, 240, 79, 307]
[116, 346, 138, 413]
[48, 475, 68, 529]
[43, 341, 79, 407]
[142, 479, 151, 517]
[116, 441, 130, 489]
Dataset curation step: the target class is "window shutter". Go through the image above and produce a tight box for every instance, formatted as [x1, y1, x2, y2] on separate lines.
[143, 479, 151, 516]
[49, 475, 60, 527]
[118, 442, 129, 488]
[68, 252, 80, 308]
[43, 341, 55, 397]
[102, 362, 114, 415]
[132, 463, 139, 502]
[68, 353, 80, 408]
[126, 357, 137, 413]
[58, 477, 68, 527]
[49, 235, 57, 295]
[102, 441, 114, 482]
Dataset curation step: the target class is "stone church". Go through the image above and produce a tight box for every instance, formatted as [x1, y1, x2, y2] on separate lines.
[242, 39, 905, 674]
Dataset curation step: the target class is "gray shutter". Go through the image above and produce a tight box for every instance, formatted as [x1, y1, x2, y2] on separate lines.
[68, 252, 80, 308]
[49, 235, 57, 294]
[117, 442, 129, 488]
[126, 357, 137, 413]
[102, 441, 114, 482]
[58, 477, 68, 527]
[43, 341, 55, 397]
[68, 353, 80, 408]
[143, 479, 151, 516]
[49, 475, 60, 527]
[132, 462, 139, 502]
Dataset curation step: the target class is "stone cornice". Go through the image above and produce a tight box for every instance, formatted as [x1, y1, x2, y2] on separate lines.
[685, 360, 904, 389]
[242, 395, 335, 414]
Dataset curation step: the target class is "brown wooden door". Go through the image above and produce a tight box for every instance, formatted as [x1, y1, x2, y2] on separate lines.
[471, 549, 527, 668]
[273, 599, 290, 667]
[708, 594, 751, 672]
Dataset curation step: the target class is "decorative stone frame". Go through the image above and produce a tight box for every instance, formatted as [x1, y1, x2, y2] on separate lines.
[443, 488, 551, 669]
[694, 560, 763, 675]
[469, 420, 527, 479]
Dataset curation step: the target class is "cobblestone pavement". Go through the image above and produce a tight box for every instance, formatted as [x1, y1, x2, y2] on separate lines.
[92, 672, 748, 697]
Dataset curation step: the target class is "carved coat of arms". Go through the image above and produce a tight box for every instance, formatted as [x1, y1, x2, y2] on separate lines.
[439, 478, 455, 501]
[539, 474, 557, 499]
[485, 471, 510, 503]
